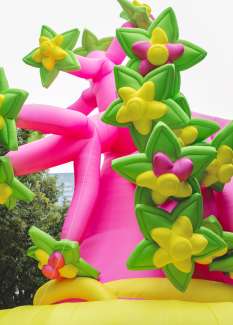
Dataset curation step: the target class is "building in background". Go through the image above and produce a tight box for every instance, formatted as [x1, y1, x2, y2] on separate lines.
[50, 173, 74, 204]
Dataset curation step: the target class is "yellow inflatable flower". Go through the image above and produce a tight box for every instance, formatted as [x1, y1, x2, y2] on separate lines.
[173, 126, 198, 146]
[136, 170, 192, 205]
[0, 94, 5, 129]
[33, 35, 67, 71]
[116, 81, 168, 135]
[151, 216, 208, 273]
[132, 0, 152, 17]
[202, 145, 233, 187]
[146, 27, 170, 66]
[0, 183, 12, 204]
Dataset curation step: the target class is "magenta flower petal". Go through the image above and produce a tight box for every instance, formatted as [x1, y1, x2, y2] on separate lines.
[42, 264, 60, 280]
[153, 152, 173, 176]
[167, 43, 184, 62]
[153, 152, 193, 181]
[172, 158, 193, 181]
[48, 251, 65, 269]
[139, 59, 155, 76]
[132, 41, 151, 60]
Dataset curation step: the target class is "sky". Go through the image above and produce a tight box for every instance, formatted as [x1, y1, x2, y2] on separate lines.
[0, 0, 233, 173]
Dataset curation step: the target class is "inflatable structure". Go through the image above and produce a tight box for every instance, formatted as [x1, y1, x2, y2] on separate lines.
[1, 0, 233, 323]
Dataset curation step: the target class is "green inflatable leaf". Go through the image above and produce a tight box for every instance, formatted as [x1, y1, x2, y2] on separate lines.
[74, 29, 113, 56]
[28, 226, 56, 255]
[136, 204, 171, 240]
[175, 40, 207, 71]
[112, 153, 152, 183]
[114, 66, 143, 90]
[0, 68, 9, 91]
[174, 93, 191, 118]
[210, 254, 233, 273]
[129, 125, 151, 152]
[164, 264, 194, 292]
[116, 28, 149, 59]
[127, 239, 158, 270]
[181, 145, 217, 180]
[40, 67, 59, 88]
[145, 122, 181, 160]
[56, 51, 80, 71]
[161, 98, 190, 129]
[41, 25, 56, 38]
[190, 118, 220, 142]
[135, 187, 154, 206]
[23, 25, 80, 88]
[61, 29, 80, 50]
[0, 157, 34, 208]
[117, 0, 152, 29]
[198, 227, 227, 258]
[149, 7, 179, 42]
[144, 64, 176, 100]
[78, 258, 100, 279]
[102, 99, 123, 126]
[28, 227, 100, 279]
[54, 240, 80, 264]
[0, 69, 29, 150]
[172, 194, 203, 231]
[212, 122, 233, 149]
[203, 216, 223, 237]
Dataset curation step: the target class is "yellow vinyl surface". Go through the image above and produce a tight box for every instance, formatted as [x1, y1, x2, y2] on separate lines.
[0, 300, 233, 325]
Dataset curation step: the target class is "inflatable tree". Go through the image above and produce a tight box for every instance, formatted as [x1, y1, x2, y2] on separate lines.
[1, 1, 233, 323]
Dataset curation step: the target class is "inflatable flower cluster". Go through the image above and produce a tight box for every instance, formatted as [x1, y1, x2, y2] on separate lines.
[1, 0, 233, 323]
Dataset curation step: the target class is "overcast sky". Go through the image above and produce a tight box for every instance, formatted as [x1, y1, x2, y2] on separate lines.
[1, 0, 232, 173]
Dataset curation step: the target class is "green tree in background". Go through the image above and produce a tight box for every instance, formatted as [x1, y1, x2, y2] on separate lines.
[0, 129, 68, 309]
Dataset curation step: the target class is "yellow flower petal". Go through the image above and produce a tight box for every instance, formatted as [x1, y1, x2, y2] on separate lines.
[42, 56, 56, 71]
[53, 34, 64, 46]
[53, 46, 67, 61]
[153, 248, 171, 268]
[147, 44, 169, 66]
[133, 118, 152, 135]
[0, 94, 4, 107]
[173, 258, 192, 273]
[218, 145, 233, 164]
[151, 190, 168, 205]
[116, 105, 131, 123]
[136, 171, 157, 190]
[59, 264, 78, 279]
[151, 27, 169, 45]
[35, 249, 49, 267]
[217, 164, 233, 184]
[180, 126, 198, 146]
[0, 115, 5, 129]
[196, 256, 213, 265]
[151, 228, 172, 249]
[136, 81, 155, 101]
[156, 173, 179, 197]
[146, 101, 168, 119]
[170, 236, 192, 261]
[0, 183, 12, 204]
[175, 182, 192, 198]
[127, 98, 145, 121]
[118, 87, 136, 102]
[206, 159, 219, 174]
[172, 216, 193, 238]
[202, 173, 218, 187]
[132, 0, 152, 16]
[190, 234, 208, 255]
[39, 36, 50, 45]
[32, 49, 43, 63]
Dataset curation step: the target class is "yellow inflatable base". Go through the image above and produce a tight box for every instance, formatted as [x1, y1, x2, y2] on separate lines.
[0, 300, 233, 325]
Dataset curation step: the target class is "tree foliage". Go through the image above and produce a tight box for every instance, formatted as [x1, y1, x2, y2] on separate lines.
[0, 129, 68, 308]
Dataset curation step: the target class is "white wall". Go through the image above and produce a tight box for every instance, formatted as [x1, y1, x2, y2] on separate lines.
[0, 0, 232, 172]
